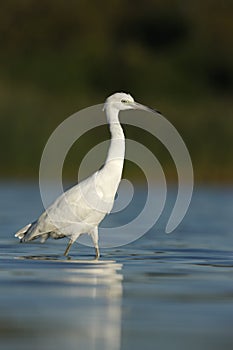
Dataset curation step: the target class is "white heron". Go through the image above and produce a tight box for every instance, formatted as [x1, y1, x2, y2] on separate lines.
[15, 92, 159, 259]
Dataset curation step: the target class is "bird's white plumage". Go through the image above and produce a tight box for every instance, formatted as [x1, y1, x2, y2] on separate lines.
[15, 92, 157, 258]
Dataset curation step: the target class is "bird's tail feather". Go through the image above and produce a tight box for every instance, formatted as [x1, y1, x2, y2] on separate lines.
[15, 223, 33, 241]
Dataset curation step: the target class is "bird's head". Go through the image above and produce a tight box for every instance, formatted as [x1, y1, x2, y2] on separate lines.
[103, 92, 161, 114]
[104, 92, 135, 111]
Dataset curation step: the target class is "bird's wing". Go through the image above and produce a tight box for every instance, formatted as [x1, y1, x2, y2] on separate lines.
[43, 172, 108, 230]
[14, 174, 105, 241]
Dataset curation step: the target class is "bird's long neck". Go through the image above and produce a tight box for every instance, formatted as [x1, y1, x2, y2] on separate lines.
[105, 107, 125, 177]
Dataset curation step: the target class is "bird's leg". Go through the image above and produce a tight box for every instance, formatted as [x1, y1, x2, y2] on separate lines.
[64, 239, 73, 256]
[91, 227, 100, 260]
[95, 247, 100, 260]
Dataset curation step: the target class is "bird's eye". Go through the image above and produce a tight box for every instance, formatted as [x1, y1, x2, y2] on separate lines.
[121, 99, 128, 103]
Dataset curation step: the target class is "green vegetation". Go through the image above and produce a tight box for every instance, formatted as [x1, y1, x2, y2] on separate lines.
[0, 0, 233, 182]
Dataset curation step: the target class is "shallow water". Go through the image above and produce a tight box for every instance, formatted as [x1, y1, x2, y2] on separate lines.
[0, 181, 233, 350]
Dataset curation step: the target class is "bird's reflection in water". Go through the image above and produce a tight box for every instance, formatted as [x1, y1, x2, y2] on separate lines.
[62, 261, 122, 350]
[16, 255, 123, 350]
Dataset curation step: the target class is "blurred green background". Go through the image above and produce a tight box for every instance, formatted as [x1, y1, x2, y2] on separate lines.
[0, 0, 232, 182]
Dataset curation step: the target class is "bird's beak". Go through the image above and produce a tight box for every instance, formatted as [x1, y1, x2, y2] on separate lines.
[133, 102, 161, 115]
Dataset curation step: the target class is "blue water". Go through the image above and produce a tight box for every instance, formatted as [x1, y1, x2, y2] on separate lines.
[0, 181, 233, 350]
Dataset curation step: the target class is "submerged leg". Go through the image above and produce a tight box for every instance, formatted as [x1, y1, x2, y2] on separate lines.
[90, 227, 100, 260]
[64, 239, 74, 256]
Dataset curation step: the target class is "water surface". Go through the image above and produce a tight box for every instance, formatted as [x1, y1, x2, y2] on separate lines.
[0, 182, 233, 350]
